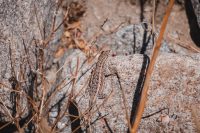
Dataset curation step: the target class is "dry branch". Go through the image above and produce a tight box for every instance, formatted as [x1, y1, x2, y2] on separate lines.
[131, 0, 175, 132]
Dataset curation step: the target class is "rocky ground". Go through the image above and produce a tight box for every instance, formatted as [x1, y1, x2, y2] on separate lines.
[0, 0, 200, 132]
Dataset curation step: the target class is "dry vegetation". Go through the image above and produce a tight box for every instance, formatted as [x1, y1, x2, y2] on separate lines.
[0, 0, 199, 133]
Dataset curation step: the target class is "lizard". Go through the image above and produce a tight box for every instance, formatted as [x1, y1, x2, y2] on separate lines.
[87, 50, 111, 108]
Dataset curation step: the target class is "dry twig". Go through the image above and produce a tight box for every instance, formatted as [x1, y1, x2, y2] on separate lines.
[131, 0, 175, 132]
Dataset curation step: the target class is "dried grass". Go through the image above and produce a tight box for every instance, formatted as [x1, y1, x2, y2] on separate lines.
[131, 0, 175, 132]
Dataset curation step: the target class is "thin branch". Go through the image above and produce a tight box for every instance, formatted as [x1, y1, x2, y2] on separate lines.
[116, 73, 131, 131]
[34, 3, 44, 40]
[131, 0, 175, 132]
[152, 0, 156, 34]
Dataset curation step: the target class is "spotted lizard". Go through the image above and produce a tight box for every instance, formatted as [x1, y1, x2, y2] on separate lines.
[87, 50, 111, 107]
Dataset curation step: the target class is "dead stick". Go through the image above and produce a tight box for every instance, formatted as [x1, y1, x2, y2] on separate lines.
[131, 0, 175, 132]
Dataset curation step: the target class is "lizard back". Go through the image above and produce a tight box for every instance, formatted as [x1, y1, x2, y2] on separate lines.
[87, 50, 110, 105]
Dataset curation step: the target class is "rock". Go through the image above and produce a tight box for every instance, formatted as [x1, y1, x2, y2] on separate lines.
[95, 23, 171, 55]
[76, 53, 200, 132]
[191, 0, 200, 28]
[1, 0, 200, 132]
[0, 0, 64, 81]
[0, 0, 65, 131]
